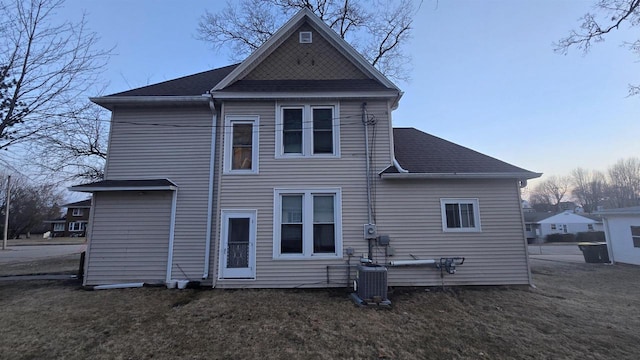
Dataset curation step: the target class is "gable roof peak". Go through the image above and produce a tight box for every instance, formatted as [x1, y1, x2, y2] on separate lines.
[212, 7, 400, 92]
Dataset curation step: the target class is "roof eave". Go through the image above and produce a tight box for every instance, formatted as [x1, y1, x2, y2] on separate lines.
[380, 172, 543, 180]
[69, 185, 178, 193]
[90, 95, 211, 110]
[210, 90, 400, 100]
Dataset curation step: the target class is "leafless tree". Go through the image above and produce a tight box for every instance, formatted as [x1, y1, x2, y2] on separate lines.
[570, 167, 607, 213]
[529, 176, 572, 213]
[555, 0, 640, 95]
[0, 0, 110, 151]
[30, 105, 108, 182]
[607, 157, 640, 208]
[197, 0, 416, 82]
[0, 172, 63, 238]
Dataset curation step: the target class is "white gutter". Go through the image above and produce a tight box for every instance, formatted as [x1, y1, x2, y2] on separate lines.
[202, 98, 217, 279]
[388, 259, 436, 266]
[381, 172, 543, 180]
[94, 282, 144, 290]
[210, 90, 399, 100]
[165, 188, 179, 283]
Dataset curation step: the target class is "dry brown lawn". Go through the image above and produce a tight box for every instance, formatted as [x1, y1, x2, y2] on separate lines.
[0, 257, 639, 359]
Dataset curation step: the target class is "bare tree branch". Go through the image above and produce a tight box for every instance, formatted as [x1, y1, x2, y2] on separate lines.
[197, 0, 417, 82]
[0, 0, 111, 151]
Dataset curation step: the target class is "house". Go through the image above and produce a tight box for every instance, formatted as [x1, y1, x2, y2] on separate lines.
[537, 211, 602, 239]
[45, 199, 91, 237]
[598, 206, 640, 265]
[71, 9, 540, 288]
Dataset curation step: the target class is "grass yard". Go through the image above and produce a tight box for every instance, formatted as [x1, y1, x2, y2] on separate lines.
[0, 258, 639, 359]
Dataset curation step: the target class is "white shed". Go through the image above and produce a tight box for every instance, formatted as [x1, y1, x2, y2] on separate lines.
[598, 206, 640, 266]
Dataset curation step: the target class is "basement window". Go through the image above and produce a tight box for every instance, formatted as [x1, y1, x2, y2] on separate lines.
[631, 226, 640, 248]
[440, 198, 481, 232]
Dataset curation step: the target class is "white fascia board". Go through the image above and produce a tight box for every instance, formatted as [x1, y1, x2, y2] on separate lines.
[90, 95, 210, 109]
[68, 185, 178, 192]
[212, 8, 400, 92]
[211, 90, 399, 100]
[380, 172, 543, 180]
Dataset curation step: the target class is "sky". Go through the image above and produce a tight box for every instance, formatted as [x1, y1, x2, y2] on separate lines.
[55, 0, 640, 192]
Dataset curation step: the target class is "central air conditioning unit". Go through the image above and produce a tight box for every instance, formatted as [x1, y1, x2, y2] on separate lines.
[355, 265, 388, 303]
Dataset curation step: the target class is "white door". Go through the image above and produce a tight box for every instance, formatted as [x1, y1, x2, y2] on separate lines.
[219, 210, 256, 279]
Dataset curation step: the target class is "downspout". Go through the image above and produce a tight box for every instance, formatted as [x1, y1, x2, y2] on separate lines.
[166, 187, 178, 283]
[517, 179, 534, 287]
[202, 97, 217, 279]
[362, 103, 373, 261]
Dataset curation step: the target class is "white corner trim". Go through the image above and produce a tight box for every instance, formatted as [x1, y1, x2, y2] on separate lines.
[202, 101, 217, 280]
[165, 188, 178, 283]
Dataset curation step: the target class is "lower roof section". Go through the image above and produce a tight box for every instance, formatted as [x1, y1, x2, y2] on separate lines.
[69, 179, 177, 193]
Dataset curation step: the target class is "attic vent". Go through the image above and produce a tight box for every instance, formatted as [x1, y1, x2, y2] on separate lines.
[299, 31, 312, 43]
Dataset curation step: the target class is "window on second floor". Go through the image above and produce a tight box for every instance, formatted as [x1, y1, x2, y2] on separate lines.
[224, 115, 259, 174]
[277, 104, 339, 158]
[72, 208, 83, 216]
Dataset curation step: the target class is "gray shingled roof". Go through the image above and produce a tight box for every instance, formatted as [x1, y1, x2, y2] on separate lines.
[108, 64, 239, 97]
[70, 179, 177, 192]
[388, 128, 539, 177]
[63, 199, 92, 208]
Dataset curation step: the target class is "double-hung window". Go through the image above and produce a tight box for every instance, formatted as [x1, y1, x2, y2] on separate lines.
[274, 188, 342, 258]
[440, 198, 481, 232]
[277, 104, 339, 157]
[72, 208, 83, 216]
[224, 115, 259, 174]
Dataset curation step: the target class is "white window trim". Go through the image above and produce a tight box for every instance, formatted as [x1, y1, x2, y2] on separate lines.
[53, 223, 65, 231]
[72, 208, 83, 216]
[223, 115, 259, 174]
[273, 187, 343, 259]
[440, 198, 481, 232]
[275, 102, 340, 158]
[68, 221, 87, 232]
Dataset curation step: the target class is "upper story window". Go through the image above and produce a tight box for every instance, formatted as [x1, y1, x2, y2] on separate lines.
[72, 208, 83, 216]
[440, 198, 481, 232]
[277, 104, 339, 158]
[224, 115, 259, 174]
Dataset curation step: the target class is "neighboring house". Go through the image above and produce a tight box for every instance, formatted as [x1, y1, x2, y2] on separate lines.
[45, 199, 91, 237]
[536, 211, 602, 240]
[523, 212, 552, 243]
[71, 9, 540, 288]
[598, 206, 640, 265]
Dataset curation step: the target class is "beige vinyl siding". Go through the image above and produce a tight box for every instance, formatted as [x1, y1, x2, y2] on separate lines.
[376, 179, 530, 286]
[105, 106, 214, 280]
[215, 100, 392, 288]
[84, 191, 172, 285]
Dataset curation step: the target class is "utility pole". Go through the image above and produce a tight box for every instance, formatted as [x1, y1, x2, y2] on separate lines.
[3, 175, 10, 250]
